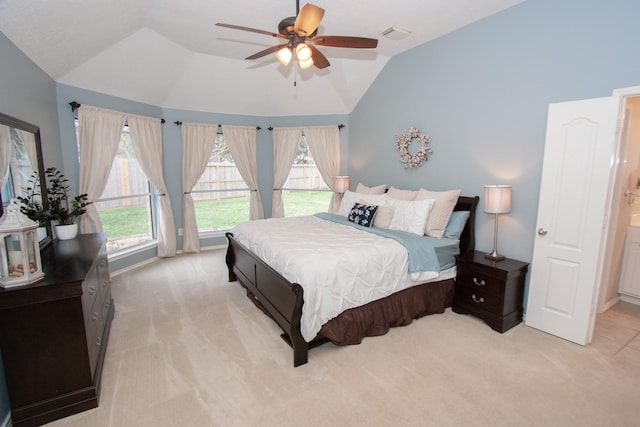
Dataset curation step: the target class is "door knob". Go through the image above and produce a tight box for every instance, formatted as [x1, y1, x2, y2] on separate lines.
[537, 228, 548, 236]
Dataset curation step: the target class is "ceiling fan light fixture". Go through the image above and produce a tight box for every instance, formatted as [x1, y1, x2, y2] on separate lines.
[298, 57, 314, 70]
[295, 43, 312, 61]
[275, 47, 292, 66]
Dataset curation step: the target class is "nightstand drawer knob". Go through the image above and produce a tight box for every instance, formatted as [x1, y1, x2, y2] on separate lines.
[472, 277, 485, 286]
[472, 294, 485, 304]
[538, 228, 548, 236]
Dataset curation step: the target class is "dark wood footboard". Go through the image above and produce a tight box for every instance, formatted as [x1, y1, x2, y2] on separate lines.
[225, 195, 479, 367]
[225, 233, 309, 366]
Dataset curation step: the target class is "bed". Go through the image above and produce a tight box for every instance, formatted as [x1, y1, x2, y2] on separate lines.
[225, 194, 479, 367]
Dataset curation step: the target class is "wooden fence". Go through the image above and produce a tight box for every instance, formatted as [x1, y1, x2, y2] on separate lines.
[98, 161, 329, 207]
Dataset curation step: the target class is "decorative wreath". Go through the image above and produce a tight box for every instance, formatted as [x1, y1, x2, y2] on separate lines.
[395, 127, 432, 169]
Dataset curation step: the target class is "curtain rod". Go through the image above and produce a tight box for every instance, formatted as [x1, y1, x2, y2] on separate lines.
[267, 124, 345, 131]
[173, 121, 261, 131]
[69, 101, 166, 123]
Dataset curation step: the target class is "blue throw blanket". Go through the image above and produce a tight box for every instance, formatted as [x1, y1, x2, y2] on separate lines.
[315, 212, 459, 273]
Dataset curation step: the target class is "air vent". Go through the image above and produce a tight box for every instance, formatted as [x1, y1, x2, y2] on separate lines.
[381, 26, 411, 40]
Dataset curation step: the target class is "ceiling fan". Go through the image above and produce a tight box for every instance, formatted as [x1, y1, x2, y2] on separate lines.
[215, 1, 378, 70]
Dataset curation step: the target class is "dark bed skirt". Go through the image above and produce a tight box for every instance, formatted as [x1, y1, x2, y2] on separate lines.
[238, 278, 455, 347]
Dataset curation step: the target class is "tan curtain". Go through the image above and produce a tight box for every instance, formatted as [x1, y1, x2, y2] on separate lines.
[181, 123, 217, 253]
[221, 125, 264, 220]
[14, 129, 37, 174]
[128, 114, 177, 257]
[304, 126, 341, 213]
[0, 125, 10, 190]
[272, 127, 302, 218]
[78, 105, 127, 233]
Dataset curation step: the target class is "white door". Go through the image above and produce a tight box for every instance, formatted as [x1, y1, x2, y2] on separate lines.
[525, 96, 619, 345]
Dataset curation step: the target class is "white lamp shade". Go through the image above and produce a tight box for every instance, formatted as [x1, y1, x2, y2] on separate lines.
[275, 47, 292, 66]
[296, 44, 312, 61]
[484, 185, 512, 214]
[335, 176, 349, 193]
[298, 56, 314, 70]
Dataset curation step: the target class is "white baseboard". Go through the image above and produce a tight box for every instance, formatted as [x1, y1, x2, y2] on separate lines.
[110, 244, 227, 278]
[599, 295, 621, 313]
[620, 294, 640, 306]
[110, 255, 160, 278]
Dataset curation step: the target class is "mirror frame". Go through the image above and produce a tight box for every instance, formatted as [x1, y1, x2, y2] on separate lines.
[0, 112, 52, 249]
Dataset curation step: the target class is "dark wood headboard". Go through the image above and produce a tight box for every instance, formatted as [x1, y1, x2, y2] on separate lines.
[454, 195, 480, 254]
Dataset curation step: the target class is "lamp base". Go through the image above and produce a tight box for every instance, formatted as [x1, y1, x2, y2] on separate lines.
[485, 251, 505, 262]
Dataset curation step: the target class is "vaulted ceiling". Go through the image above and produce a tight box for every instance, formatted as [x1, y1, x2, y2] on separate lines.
[0, 0, 522, 116]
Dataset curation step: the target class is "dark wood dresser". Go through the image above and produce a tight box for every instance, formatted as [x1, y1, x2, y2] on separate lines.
[0, 233, 113, 427]
[453, 251, 529, 333]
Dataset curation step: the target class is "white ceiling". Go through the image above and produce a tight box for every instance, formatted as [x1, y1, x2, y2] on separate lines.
[0, 0, 522, 116]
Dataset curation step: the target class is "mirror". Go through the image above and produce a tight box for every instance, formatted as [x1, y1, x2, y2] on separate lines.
[0, 112, 52, 248]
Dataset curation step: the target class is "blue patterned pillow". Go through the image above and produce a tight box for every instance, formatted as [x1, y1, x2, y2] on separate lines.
[348, 203, 379, 228]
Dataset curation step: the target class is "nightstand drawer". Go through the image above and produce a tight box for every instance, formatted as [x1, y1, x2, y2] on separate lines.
[455, 286, 501, 314]
[453, 251, 529, 333]
[457, 270, 503, 295]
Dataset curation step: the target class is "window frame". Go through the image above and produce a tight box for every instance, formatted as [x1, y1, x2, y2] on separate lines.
[192, 133, 251, 235]
[281, 135, 332, 217]
[77, 120, 158, 254]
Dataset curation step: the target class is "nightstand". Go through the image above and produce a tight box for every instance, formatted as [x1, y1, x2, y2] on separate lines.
[453, 251, 529, 333]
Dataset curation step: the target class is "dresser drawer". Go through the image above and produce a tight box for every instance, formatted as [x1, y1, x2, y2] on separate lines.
[457, 268, 503, 295]
[96, 246, 109, 284]
[454, 286, 501, 315]
[85, 298, 105, 376]
[81, 267, 101, 322]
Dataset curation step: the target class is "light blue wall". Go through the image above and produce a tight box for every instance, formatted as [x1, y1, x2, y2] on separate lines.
[0, 29, 63, 427]
[55, 84, 348, 269]
[0, 32, 63, 173]
[350, 0, 640, 274]
[4, 0, 639, 418]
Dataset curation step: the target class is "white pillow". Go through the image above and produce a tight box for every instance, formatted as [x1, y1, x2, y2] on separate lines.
[416, 188, 461, 238]
[386, 198, 434, 236]
[372, 204, 394, 229]
[387, 186, 418, 201]
[355, 183, 387, 195]
[337, 191, 387, 217]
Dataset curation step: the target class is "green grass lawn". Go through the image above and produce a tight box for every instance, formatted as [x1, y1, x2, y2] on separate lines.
[98, 191, 332, 239]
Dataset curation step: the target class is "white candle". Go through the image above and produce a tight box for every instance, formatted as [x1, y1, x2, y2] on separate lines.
[8, 251, 22, 267]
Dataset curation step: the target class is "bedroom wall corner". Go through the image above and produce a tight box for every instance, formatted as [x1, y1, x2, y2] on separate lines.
[348, 0, 640, 272]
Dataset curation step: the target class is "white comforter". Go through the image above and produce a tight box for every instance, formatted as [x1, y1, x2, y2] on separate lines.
[231, 215, 441, 342]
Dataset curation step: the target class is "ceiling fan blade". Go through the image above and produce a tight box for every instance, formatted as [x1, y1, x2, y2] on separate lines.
[312, 35, 378, 49]
[216, 23, 286, 39]
[308, 45, 330, 69]
[293, 3, 325, 37]
[246, 44, 289, 60]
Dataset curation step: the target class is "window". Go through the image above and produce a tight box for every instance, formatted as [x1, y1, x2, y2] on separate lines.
[79, 123, 156, 253]
[282, 136, 331, 217]
[192, 133, 250, 232]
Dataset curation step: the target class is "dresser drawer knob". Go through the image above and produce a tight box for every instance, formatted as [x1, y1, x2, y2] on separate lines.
[472, 277, 485, 286]
[472, 294, 485, 304]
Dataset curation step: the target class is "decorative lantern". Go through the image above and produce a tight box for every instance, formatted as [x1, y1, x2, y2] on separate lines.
[0, 199, 44, 287]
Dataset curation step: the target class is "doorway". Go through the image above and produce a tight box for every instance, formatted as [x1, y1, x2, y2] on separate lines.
[525, 86, 640, 345]
[598, 94, 640, 312]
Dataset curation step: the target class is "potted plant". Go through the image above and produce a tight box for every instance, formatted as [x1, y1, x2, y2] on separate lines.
[45, 167, 92, 240]
[16, 172, 50, 240]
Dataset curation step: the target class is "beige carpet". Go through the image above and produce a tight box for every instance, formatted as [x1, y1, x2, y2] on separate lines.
[44, 249, 640, 427]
